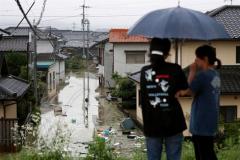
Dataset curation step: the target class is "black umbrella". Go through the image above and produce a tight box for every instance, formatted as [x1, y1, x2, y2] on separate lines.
[128, 6, 230, 63]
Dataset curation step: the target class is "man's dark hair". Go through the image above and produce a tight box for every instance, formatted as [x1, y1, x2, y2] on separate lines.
[149, 38, 171, 65]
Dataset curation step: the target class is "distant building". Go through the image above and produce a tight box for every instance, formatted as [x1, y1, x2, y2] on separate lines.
[94, 29, 150, 87]
[109, 29, 150, 76]
[44, 28, 108, 58]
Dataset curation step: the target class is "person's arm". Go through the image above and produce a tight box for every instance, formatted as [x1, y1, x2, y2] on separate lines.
[176, 62, 198, 97]
[188, 62, 197, 84]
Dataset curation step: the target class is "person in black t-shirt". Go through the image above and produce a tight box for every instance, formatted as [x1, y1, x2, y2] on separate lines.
[140, 38, 188, 160]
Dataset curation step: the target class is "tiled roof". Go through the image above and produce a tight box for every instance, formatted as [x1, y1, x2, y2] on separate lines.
[0, 37, 33, 52]
[128, 65, 240, 95]
[43, 29, 108, 48]
[218, 65, 240, 94]
[5, 27, 31, 36]
[0, 75, 30, 100]
[207, 5, 240, 39]
[37, 53, 68, 61]
[5, 27, 59, 40]
[37, 53, 56, 61]
[109, 29, 149, 43]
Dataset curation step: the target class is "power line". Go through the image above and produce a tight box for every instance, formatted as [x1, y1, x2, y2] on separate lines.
[14, 0, 39, 37]
[11, 1, 35, 35]
[24, 0, 36, 16]
[0, 14, 141, 18]
[35, 0, 48, 26]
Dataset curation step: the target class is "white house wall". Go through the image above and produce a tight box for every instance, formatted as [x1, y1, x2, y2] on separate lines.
[57, 60, 65, 82]
[37, 40, 54, 54]
[113, 43, 150, 76]
[47, 62, 58, 98]
[104, 42, 115, 87]
[176, 40, 240, 68]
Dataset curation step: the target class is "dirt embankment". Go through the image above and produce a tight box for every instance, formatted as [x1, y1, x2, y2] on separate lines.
[97, 88, 145, 158]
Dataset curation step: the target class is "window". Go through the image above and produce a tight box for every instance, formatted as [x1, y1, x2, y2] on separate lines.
[220, 106, 237, 123]
[125, 51, 146, 64]
[236, 46, 240, 63]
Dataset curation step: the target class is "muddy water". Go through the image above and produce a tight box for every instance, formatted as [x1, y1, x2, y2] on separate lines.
[38, 73, 99, 156]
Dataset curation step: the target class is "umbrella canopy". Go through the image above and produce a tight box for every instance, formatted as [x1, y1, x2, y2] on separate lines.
[128, 6, 230, 40]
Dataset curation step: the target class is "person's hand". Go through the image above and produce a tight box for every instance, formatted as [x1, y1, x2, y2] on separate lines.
[175, 89, 193, 98]
[175, 90, 183, 98]
[189, 62, 197, 74]
[188, 62, 197, 84]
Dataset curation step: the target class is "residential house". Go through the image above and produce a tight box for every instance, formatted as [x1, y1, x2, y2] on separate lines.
[37, 53, 68, 98]
[128, 5, 240, 136]
[0, 55, 30, 152]
[109, 29, 150, 77]
[128, 66, 240, 136]
[89, 35, 110, 87]
[4, 27, 67, 98]
[94, 29, 150, 87]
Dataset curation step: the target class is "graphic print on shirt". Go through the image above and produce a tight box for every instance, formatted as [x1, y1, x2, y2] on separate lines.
[159, 80, 169, 92]
[145, 69, 153, 82]
[150, 96, 161, 108]
[145, 68, 171, 109]
[211, 76, 221, 94]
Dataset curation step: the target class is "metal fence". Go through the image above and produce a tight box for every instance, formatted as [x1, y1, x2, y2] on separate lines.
[0, 118, 17, 152]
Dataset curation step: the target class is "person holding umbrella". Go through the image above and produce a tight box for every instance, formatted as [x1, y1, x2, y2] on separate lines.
[140, 38, 188, 160]
[128, 5, 229, 160]
[178, 45, 221, 160]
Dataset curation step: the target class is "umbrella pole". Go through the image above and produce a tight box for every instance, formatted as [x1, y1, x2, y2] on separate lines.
[180, 41, 183, 66]
[175, 39, 179, 64]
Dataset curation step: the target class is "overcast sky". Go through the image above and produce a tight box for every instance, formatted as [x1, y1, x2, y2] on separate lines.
[1, 0, 240, 31]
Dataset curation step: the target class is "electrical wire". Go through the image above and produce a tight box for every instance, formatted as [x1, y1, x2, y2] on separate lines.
[11, 1, 35, 35]
[36, 0, 48, 26]
[14, 0, 39, 38]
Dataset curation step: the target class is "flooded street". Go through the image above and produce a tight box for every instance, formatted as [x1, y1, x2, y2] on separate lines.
[39, 73, 99, 156]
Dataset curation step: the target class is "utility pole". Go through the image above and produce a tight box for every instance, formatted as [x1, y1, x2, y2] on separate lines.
[33, 20, 38, 104]
[81, 0, 90, 128]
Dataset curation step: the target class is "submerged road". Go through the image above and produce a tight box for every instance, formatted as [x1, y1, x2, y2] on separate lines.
[39, 73, 99, 156]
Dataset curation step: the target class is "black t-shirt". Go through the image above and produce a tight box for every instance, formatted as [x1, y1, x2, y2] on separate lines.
[140, 63, 188, 137]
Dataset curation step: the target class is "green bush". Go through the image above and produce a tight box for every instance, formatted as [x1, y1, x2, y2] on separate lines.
[5, 53, 27, 77]
[85, 137, 119, 160]
[66, 56, 85, 70]
[112, 77, 136, 100]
